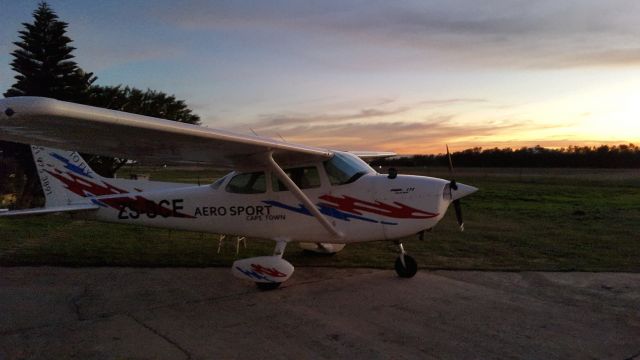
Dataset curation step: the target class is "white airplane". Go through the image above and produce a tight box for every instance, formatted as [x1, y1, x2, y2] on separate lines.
[0, 97, 477, 289]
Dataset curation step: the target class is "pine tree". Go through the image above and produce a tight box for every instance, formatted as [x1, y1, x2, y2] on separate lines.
[2, 2, 95, 208]
[2, 2, 203, 205]
[4, 2, 95, 100]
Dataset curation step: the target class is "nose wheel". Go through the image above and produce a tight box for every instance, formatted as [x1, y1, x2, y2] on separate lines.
[394, 242, 418, 278]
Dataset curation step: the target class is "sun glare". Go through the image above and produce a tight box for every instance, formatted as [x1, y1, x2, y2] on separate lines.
[575, 85, 640, 141]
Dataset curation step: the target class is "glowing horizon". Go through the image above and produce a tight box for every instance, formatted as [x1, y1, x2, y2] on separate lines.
[2, 1, 640, 155]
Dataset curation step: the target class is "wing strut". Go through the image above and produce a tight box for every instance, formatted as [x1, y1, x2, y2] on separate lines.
[266, 152, 344, 239]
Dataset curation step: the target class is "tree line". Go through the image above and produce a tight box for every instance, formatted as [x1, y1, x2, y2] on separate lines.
[1, 2, 200, 208]
[373, 144, 640, 168]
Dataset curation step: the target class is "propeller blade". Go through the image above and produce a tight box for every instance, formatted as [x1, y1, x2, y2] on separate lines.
[446, 145, 464, 231]
[453, 199, 464, 231]
[446, 145, 457, 190]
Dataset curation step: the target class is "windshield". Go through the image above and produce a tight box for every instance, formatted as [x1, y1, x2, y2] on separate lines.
[323, 152, 375, 185]
[210, 173, 232, 189]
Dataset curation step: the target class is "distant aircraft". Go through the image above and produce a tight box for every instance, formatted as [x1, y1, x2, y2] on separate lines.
[0, 97, 477, 289]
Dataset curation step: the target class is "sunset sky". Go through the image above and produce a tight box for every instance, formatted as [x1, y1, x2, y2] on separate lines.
[2, 1, 640, 154]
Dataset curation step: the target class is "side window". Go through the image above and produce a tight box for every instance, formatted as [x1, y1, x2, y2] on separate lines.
[272, 166, 321, 191]
[225, 172, 266, 194]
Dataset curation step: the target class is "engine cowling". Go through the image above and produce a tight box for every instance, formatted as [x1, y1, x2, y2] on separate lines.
[232, 256, 294, 283]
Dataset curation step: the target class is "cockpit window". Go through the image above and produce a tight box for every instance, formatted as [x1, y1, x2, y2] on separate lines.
[225, 171, 266, 194]
[272, 166, 321, 191]
[323, 152, 374, 185]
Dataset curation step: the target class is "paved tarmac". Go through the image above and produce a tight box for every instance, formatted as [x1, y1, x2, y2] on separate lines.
[1, 267, 639, 360]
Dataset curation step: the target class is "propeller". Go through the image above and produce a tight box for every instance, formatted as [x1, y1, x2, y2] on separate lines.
[446, 145, 464, 231]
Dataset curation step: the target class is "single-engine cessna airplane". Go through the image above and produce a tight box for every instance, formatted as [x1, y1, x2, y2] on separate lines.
[0, 97, 477, 289]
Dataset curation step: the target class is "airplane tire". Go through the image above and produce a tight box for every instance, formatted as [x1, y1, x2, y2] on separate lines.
[256, 282, 281, 291]
[395, 255, 418, 278]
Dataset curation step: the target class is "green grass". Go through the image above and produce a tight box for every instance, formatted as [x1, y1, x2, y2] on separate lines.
[1, 167, 639, 271]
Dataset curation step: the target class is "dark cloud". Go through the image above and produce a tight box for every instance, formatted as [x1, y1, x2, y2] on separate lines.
[253, 107, 410, 128]
[277, 118, 548, 153]
[532, 48, 640, 69]
[154, 0, 640, 69]
[418, 98, 488, 106]
[244, 98, 491, 130]
[272, 119, 621, 154]
[229, 103, 569, 153]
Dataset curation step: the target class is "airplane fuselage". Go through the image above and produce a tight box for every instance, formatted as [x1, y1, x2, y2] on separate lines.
[86, 173, 451, 243]
[0, 96, 479, 286]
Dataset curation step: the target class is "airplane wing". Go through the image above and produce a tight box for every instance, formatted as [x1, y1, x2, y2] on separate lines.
[0, 97, 333, 169]
[348, 151, 396, 161]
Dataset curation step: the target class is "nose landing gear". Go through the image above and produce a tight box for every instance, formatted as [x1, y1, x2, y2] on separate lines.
[394, 242, 418, 278]
[256, 240, 289, 290]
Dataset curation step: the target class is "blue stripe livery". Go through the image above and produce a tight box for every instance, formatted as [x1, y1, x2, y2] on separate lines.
[50, 152, 93, 178]
[263, 200, 397, 225]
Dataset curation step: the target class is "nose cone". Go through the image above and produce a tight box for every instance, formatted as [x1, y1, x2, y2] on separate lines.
[451, 182, 478, 201]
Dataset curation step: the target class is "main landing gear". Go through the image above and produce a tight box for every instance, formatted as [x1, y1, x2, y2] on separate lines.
[394, 241, 418, 278]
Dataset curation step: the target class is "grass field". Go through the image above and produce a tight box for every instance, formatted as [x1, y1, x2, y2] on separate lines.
[1, 166, 639, 271]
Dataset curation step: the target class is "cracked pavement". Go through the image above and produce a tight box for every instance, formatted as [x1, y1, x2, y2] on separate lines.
[1, 267, 639, 359]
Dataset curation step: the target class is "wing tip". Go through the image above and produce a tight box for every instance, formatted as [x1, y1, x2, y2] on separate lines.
[1, 96, 62, 118]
